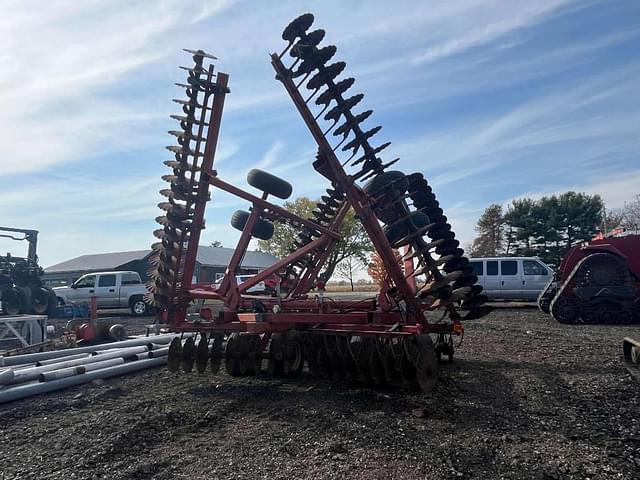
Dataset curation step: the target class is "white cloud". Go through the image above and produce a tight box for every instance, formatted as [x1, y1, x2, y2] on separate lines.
[411, 0, 576, 65]
[0, 0, 236, 176]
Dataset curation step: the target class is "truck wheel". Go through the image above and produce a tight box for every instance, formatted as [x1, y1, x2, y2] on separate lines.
[130, 297, 148, 316]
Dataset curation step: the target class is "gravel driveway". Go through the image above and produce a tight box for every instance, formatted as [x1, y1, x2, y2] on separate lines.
[1, 307, 638, 479]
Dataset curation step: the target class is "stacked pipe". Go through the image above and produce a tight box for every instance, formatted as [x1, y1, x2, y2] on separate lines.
[274, 14, 487, 318]
[146, 49, 220, 316]
[0, 334, 186, 404]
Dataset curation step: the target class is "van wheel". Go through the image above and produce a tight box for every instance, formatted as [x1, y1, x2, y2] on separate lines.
[131, 297, 148, 316]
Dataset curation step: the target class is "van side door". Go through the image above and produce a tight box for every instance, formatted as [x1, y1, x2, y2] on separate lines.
[469, 261, 485, 296]
[500, 259, 521, 299]
[94, 273, 119, 308]
[484, 260, 501, 299]
[522, 259, 551, 299]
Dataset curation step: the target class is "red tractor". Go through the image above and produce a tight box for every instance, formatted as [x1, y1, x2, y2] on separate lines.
[537, 232, 640, 381]
[538, 232, 640, 324]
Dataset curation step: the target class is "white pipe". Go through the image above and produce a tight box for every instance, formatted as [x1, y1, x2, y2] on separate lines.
[0, 357, 167, 404]
[148, 347, 169, 358]
[37, 353, 91, 366]
[3, 346, 150, 385]
[134, 352, 151, 360]
[0, 368, 14, 384]
[38, 366, 78, 382]
[0, 333, 187, 367]
[76, 357, 124, 374]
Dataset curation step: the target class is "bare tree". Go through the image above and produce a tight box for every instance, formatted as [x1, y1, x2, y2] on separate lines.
[336, 256, 363, 292]
[622, 194, 640, 231]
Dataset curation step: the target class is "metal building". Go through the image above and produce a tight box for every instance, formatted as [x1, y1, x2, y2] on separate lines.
[42, 247, 278, 287]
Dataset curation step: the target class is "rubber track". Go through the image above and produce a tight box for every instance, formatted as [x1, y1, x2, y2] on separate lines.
[549, 253, 640, 324]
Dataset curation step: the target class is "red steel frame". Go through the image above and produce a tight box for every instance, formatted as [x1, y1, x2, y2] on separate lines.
[164, 64, 463, 342]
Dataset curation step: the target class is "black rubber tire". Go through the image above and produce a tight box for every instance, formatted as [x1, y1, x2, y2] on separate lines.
[383, 211, 430, 245]
[130, 296, 148, 316]
[282, 330, 304, 378]
[1, 287, 23, 315]
[247, 169, 293, 200]
[30, 286, 51, 315]
[363, 171, 408, 197]
[46, 289, 58, 316]
[230, 210, 275, 240]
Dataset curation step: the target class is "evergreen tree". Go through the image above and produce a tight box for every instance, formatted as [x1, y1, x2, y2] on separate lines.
[470, 204, 504, 256]
[501, 191, 603, 264]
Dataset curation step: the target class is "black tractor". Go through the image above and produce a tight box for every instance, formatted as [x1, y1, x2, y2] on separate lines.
[0, 227, 56, 316]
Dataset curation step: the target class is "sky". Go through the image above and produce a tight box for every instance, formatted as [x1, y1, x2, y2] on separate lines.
[0, 0, 638, 269]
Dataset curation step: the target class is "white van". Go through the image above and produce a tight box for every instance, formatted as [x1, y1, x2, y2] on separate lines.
[468, 257, 553, 300]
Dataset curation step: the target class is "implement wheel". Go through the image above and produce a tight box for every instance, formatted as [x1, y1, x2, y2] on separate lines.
[368, 338, 388, 387]
[167, 337, 182, 372]
[225, 333, 242, 376]
[415, 335, 439, 392]
[195, 333, 209, 374]
[268, 333, 285, 376]
[181, 337, 196, 373]
[247, 169, 293, 199]
[230, 210, 275, 240]
[210, 334, 224, 374]
[282, 331, 304, 378]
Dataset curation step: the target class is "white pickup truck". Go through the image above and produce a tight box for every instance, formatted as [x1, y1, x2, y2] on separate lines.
[53, 271, 151, 316]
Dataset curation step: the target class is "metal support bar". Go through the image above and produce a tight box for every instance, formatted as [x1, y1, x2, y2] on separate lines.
[270, 55, 424, 321]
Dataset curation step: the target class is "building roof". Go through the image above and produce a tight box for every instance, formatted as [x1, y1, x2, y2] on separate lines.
[45, 250, 149, 273]
[195, 247, 278, 269]
[45, 246, 278, 273]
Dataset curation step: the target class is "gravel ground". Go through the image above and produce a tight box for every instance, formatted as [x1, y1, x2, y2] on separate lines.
[1, 307, 639, 480]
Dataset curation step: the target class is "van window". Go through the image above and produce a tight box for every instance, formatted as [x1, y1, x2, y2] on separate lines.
[501, 260, 518, 275]
[121, 273, 141, 285]
[486, 261, 498, 276]
[523, 260, 547, 275]
[98, 274, 116, 287]
[469, 261, 483, 276]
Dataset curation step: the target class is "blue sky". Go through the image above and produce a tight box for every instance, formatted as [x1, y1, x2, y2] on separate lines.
[1, 0, 639, 268]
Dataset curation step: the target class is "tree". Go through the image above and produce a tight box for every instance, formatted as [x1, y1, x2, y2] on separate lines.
[210, 240, 223, 248]
[602, 207, 625, 232]
[622, 194, 640, 230]
[367, 250, 402, 286]
[336, 256, 362, 291]
[503, 198, 536, 255]
[257, 196, 373, 282]
[502, 191, 603, 264]
[470, 204, 504, 257]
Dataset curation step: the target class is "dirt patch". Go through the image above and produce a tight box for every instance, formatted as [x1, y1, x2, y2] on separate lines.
[1, 308, 638, 479]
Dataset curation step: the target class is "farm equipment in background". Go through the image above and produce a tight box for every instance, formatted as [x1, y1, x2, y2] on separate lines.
[623, 337, 640, 382]
[146, 15, 489, 393]
[538, 232, 640, 324]
[537, 232, 640, 381]
[0, 227, 57, 316]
